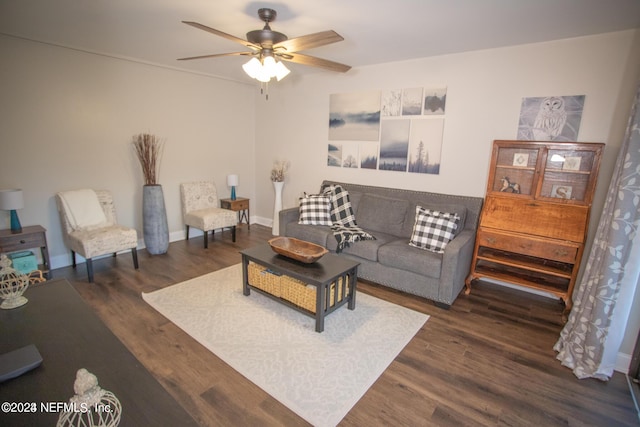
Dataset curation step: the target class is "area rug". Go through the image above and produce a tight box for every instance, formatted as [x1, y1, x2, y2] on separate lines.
[142, 264, 428, 427]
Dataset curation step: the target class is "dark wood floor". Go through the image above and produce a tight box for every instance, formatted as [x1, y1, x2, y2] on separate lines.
[52, 224, 639, 426]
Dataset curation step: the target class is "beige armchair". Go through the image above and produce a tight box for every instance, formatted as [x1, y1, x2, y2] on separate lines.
[56, 189, 139, 282]
[180, 181, 237, 248]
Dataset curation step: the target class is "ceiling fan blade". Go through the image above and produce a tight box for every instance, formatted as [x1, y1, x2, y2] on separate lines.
[182, 21, 259, 49]
[274, 30, 344, 53]
[279, 52, 351, 73]
[178, 51, 254, 61]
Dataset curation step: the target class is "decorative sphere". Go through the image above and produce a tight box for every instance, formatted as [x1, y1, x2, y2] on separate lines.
[0, 254, 29, 309]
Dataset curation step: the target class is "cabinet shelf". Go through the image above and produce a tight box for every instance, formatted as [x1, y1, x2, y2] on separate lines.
[496, 165, 537, 171]
[477, 248, 573, 278]
[545, 169, 591, 175]
[466, 140, 604, 312]
[473, 262, 570, 296]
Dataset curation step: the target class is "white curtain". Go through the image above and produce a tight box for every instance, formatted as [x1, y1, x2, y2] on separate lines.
[554, 84, 640, 380]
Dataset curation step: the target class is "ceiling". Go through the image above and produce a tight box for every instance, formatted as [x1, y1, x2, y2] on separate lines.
[2, 0, 639, 83]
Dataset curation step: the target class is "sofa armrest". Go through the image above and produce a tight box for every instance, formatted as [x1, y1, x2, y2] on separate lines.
[278, 207, 300, 236]
[438, 229, 476, 305]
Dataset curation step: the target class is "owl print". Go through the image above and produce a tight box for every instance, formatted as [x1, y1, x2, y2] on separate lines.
[532, 96, 567, 140]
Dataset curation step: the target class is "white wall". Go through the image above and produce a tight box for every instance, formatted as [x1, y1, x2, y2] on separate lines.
[0, 35, 256, 268]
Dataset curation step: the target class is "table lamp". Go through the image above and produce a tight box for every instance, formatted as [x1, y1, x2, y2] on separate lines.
[0, 189, 24, 234]
[227, 175, 238, 200]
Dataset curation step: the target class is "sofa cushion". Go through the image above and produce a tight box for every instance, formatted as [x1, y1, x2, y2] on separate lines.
[298, 194, 332, 226]
[284, 223, 332, 247]
[402, 201, 467, 238]
[356, 194, 408, 236]
[409, 207, 460, 253]
[378, 239, 442, 279]
[327, 230, 397, 262]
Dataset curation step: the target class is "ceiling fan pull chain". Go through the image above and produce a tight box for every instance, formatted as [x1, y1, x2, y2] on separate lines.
[259, 81, 269, 101]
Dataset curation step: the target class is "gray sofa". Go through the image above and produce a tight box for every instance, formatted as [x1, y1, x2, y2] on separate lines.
[279, 180, 484, 308]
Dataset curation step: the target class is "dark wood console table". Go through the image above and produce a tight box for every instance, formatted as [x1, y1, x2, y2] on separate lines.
[0, 279, 197, 426]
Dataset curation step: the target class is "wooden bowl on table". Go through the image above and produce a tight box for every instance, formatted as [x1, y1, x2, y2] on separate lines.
[268, 237, 328, 263]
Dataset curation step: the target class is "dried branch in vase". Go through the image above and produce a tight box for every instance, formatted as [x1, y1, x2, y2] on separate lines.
[271, 160, 290, 182]
[133, 133, 164, 185]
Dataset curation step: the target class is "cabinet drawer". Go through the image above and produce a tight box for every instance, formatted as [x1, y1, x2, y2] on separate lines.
[221, 199, 249, 210]
[233, 200, 249, 210]
[0, 232, 46, 252]
[477, 230, 579, 263]
[481, 197, 588, 242]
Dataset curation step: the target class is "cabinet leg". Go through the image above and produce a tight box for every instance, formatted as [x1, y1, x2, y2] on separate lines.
[464, 275, 474, 295]
[561, 296, 572, 322]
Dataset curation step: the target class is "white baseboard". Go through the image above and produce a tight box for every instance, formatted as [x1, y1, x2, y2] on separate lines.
[253, 215, 274, 228]
[618, 352, 632, 374]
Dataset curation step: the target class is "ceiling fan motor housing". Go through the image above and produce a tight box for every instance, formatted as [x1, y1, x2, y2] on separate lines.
[247, 8, 288, 47]
[246, 29, 287, 47]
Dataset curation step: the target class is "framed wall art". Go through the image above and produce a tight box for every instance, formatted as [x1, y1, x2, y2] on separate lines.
[328, 87, 447, 174]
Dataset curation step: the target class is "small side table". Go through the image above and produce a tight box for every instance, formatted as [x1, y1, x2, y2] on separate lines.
[220, 197, 250, 229]
[0, 225, 52, 279]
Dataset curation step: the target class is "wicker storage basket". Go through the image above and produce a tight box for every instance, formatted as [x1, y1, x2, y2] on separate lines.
[247, 262, 350, 314]
[248, 262, 282, 297]
[280, 275, 349, 313]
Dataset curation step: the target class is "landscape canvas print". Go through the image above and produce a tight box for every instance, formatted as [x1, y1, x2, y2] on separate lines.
[360, 143, 379, 169]
[329, 91, 381, 141]
[402, 88, 423, 115]
[379, 119, 410, 171]
[327, 86, 447, 174]
[423, 88, 447, 115]
[408, 118, 444, 174]
[327, 143, 342, 167]
[381, 89, 402, 117]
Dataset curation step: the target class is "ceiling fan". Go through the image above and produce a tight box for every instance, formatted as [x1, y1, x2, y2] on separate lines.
[178, 8, 351, 82]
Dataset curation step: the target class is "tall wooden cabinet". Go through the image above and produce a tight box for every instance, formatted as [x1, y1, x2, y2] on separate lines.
[465, 140, 604, 311]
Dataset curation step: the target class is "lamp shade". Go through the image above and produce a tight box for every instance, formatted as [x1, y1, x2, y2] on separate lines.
[274, 61, 291, 81]
[0, 189, 24, 211]
[227, 175, 239, 187]
[242, 58, 262, 79]
[242, 56, 290, 83]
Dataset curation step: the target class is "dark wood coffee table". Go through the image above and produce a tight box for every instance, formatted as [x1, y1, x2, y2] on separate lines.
[240, 244, 359, 332]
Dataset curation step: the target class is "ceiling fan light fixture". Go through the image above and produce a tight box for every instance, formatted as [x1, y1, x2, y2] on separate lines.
[242, 57, 262, 79]
[243, 55, 290, 83]
[262, 55, 277, 75]
[274, 61, 290, 81]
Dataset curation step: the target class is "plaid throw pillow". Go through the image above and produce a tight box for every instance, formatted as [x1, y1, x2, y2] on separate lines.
[298, 194, 332, 225]
[409, 206, 460, 253]
[323, 185, 357, 226]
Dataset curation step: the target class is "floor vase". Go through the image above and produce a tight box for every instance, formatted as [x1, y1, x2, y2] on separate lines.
[143, 185, 169, 254]
[272, 181, 284, 236]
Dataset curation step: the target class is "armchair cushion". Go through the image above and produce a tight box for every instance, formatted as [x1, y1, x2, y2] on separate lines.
[57, 189, 108, 231]
[184, 208, 237, 231]
[68, 225, 138, 259]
